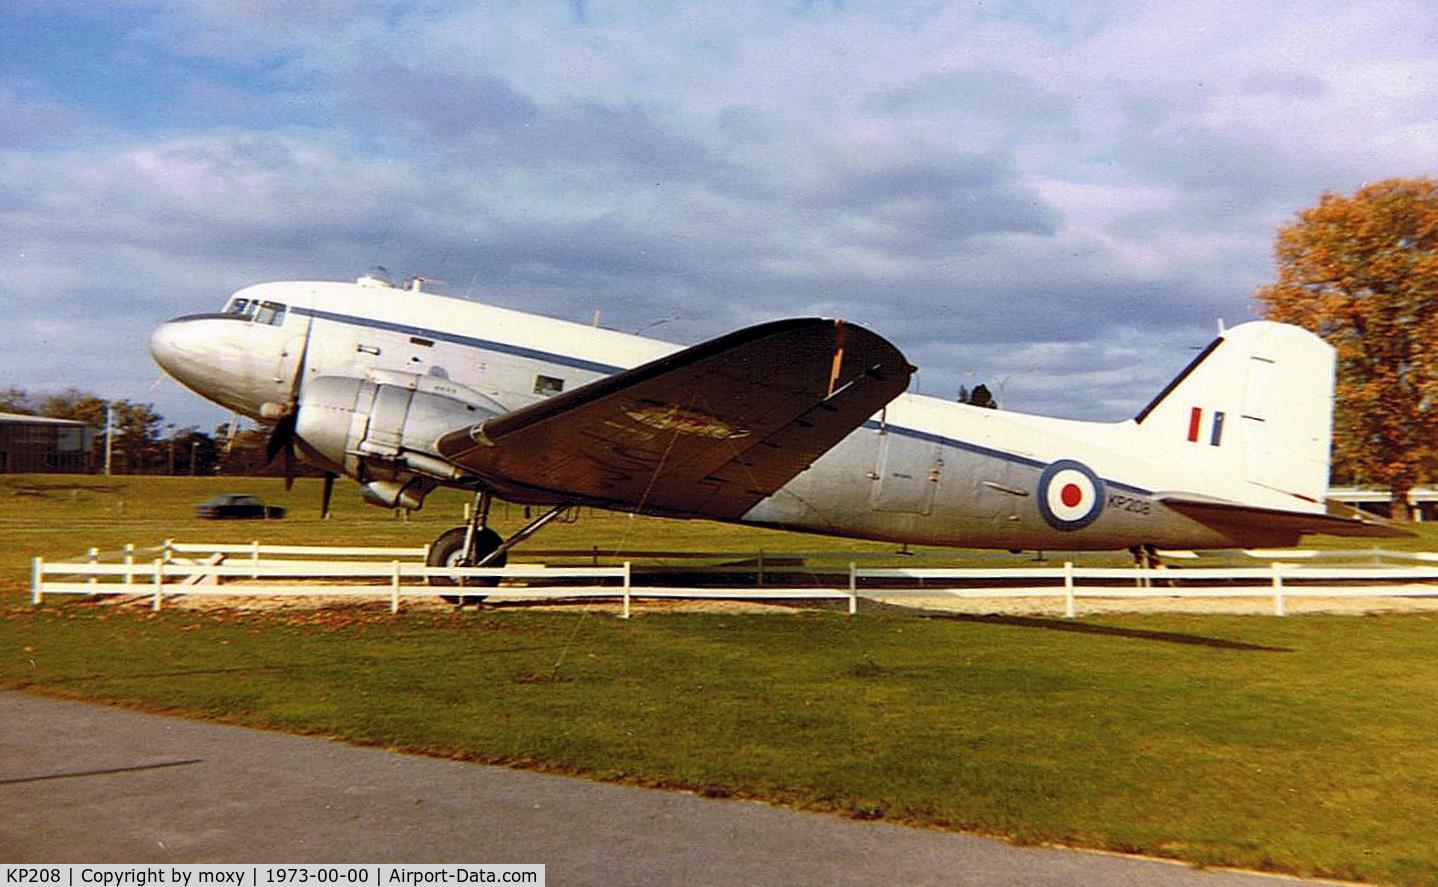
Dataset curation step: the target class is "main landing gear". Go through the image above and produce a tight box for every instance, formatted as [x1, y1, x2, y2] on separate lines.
[426, 489, 572, 605]
[1129, 543, 1165, 588]
[1129, 543, 1161, 571]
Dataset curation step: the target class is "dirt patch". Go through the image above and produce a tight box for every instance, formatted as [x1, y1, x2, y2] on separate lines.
[85, 585, 1438, 617]
[871, 589, 1438, 616]
[93, 587, 812, 616]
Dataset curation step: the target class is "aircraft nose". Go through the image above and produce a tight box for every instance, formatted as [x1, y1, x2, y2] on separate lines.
[148, 320, 191, 378]
[150, 313, 264, 417]
[149, 317, 221, 387]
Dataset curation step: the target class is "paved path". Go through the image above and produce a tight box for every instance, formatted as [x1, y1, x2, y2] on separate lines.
[1, 690, 1335, 885]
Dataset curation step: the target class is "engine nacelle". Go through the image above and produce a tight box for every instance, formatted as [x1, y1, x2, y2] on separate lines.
[360, 479, 430, 511]
[294, 371, 503, 509]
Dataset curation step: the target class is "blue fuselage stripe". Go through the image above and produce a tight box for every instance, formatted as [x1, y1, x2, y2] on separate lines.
[294, 306, 625, 376]
[296, 306, 1153, 498]
[861, 420, 1151, 495]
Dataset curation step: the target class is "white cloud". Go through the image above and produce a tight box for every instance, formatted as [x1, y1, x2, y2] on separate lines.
[3, 0, 1437, 427]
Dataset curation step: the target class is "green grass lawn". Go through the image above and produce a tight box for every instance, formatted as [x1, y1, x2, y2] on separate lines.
[5, 601, 1438, 884]
[6, 473, 1438, 884]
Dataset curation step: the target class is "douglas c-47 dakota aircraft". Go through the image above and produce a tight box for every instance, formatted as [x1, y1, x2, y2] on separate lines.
[149, 271, 1401, 581]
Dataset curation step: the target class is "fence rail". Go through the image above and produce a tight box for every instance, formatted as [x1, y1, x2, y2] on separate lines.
[28, 541, 1438, 618]
[32, 555, 637, 616]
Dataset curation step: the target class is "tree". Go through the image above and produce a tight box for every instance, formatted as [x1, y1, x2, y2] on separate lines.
[111, 401, 164, 473]
[958, 383, 999, 409]
[38, 389, 164, 473]
[164, 427, 221, 476]
[39, 388, 108, 426]
[217, 426, 272, 476]
[1255, 177, 1438, 519]
[0, 387, 35, 414]
[215, 423, 325, 478]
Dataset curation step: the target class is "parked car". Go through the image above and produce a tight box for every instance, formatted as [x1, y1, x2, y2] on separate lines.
[194, 493, 286, 520]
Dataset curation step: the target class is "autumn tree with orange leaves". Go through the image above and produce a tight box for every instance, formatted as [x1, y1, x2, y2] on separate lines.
[1256, 177, 1438, 519]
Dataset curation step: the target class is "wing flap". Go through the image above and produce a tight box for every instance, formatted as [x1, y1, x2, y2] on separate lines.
[436, 318, 912, 518]
[1158, 494, 1411, 539]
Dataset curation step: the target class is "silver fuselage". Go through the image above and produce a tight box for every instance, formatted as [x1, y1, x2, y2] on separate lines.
[150, 279, 1318, 550]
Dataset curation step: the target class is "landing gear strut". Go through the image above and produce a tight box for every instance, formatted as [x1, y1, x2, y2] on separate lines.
[428, 490, 505, 604]
[1129, 543, 1161, 570]
[426, 490, 573, 605]
[1129, 543, 1161, 588]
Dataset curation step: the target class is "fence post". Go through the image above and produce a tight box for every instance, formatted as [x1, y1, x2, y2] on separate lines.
[152, 559, 164, 612]
[123, 543, 134, 587]
[31, 557, 42, 606]
[251, 540, 260, 579]
[1064, 561, 1076, 618]
[848, 562, 858, 616]
[390, 560, 401, 614]
[757, 549, 765, 587]
[1271, 562, 1286, 616]
[86, 543, 102, 592]
[621, 561, 631, 620]
[163, 538, 174, 563]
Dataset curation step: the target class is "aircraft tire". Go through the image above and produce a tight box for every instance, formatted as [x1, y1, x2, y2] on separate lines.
[428, 525, 506, 604]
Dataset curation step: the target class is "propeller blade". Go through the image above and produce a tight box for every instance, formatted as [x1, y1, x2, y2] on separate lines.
[286, 322, 313, 403]
[320, 472, 335, 520]
[271, 320, 314, 491]
[265, 412, 297, 463]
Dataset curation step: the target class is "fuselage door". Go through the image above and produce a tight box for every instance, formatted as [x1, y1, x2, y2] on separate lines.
[870, 429, 942, 515]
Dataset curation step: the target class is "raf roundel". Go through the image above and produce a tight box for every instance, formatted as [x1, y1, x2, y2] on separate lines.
[1036, 459, 1106, 531]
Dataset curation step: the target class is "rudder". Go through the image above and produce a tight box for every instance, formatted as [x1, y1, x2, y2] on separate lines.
[1133, 321, 1334, 500]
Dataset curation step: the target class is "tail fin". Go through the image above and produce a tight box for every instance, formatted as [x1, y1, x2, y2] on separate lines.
[1133, 321, 1334, 500]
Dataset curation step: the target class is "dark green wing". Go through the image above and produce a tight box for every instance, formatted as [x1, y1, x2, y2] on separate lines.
[436, 318, 912, 518]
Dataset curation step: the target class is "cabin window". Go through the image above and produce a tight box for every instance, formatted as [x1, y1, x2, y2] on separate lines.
[534, 375, 565, 396]
[409, 336, 435, 347]
[254, 302, 287, 326]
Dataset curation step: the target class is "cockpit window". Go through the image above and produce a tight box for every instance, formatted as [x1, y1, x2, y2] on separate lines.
[220, 296, 285, 324]
[254, 302, 287, 326]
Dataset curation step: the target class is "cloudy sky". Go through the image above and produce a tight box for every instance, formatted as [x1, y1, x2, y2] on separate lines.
[2, 1, 1435, 431]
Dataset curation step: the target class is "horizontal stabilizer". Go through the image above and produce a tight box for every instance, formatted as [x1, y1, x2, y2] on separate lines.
[437, 318, 913, 518]
[1158, 493, 1411, 539]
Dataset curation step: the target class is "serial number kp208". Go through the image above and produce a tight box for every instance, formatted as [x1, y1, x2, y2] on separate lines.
[1107, 493, 1152, 515]
[8, 871, 62, 884]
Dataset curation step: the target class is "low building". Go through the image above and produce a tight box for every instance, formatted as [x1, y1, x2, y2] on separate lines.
[0, 412, 96, 473]
[1328, 485, 1438, 522]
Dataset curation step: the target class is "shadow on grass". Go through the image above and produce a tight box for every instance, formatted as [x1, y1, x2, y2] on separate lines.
[872, 603, 1291, 652]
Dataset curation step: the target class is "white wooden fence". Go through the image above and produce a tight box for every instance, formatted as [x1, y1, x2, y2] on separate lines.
[31, 544, 635, 616]
[851, 563, 1438, 617]
[28, 541, 1438, 618]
